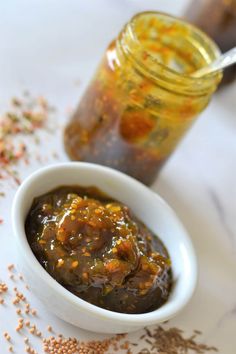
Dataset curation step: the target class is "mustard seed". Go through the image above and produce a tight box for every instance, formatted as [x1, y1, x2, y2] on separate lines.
[8, 264, 14, 271]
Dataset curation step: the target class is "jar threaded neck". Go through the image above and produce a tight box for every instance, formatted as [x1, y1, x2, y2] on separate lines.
[116, 11, 222, 96]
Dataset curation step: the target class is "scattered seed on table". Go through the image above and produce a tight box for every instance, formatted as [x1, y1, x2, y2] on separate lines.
[8, 264, 14, 271]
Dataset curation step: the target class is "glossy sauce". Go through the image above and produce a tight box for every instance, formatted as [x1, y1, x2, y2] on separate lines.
[25, 186, 172, 314]
[64, 13, 221, 185]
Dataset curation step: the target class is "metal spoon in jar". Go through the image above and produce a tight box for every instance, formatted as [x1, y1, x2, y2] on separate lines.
[192, 47, 236, 78]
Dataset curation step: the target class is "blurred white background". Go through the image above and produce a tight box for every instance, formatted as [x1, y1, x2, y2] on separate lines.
[0, 0, 190, 104]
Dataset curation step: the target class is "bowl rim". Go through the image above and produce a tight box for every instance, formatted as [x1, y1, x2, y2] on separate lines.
[12, 162, 197, 326]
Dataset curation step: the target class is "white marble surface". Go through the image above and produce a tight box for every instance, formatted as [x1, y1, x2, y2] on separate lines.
[0, 1, 235, 353]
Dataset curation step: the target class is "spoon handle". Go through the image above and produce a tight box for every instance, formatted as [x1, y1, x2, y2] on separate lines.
[192, 47, 236, 78]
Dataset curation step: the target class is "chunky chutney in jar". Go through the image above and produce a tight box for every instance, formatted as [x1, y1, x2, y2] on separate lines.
[64, 12, 221, 185]
[25, 185, 172, 314]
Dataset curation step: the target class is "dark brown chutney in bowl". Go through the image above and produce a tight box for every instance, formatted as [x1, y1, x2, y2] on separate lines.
[25, 185, 172, 314]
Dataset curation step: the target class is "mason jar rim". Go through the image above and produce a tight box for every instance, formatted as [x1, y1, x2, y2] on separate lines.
[117, 11, 222, 96]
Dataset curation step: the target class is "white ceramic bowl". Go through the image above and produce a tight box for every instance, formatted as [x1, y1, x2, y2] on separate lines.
[12, 162, 197, 334]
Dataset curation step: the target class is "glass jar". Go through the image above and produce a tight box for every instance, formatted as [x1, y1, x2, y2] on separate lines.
[185, 0, 236, 86]
[64, 12, 222, 185]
